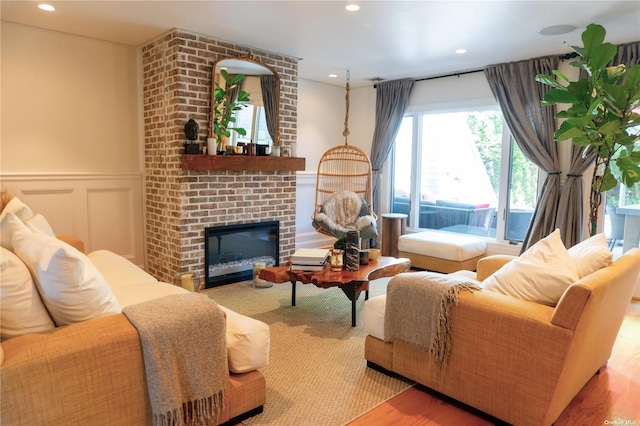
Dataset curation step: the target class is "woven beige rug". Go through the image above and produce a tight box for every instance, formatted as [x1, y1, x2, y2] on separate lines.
[203, 277, 413, 426]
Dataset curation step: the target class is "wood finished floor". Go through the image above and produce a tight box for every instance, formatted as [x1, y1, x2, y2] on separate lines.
[347, 300, 640, 426]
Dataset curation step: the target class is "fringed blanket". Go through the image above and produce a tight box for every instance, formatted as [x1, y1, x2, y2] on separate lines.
[123, 293, 228, 426]
[384, 272, 479, 370]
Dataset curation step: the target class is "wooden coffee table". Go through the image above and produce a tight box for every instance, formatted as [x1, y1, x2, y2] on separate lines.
[258, 256, 411, 326]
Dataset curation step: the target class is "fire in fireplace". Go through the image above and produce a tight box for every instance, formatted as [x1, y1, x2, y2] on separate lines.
[204, 221, 280, 288]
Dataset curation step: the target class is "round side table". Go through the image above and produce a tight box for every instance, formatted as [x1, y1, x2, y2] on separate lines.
[381, 213, 407, 257]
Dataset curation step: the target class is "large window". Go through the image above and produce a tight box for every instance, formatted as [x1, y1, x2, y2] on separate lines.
[391, 107, 538, 242]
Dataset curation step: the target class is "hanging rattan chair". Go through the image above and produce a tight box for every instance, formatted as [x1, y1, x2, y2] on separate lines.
[311, 72, 378, 240]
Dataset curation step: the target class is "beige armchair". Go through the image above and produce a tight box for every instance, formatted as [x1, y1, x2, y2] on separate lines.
[364, 248, 640, 426]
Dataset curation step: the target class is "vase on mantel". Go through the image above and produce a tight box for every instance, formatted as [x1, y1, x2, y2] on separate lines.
[207, 138, 217, 156]
[270, 145, 281, 157]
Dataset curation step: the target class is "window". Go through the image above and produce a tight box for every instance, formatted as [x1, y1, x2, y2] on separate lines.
[605, 138, 640, 257]
[391, 107, 538, 243]
[232, 104, 272, 146]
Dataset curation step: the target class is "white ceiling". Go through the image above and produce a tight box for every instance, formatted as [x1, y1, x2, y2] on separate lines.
[2, 1, 640, 87]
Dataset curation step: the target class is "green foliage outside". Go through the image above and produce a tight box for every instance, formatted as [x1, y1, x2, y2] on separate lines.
[467, 111, 538, 208]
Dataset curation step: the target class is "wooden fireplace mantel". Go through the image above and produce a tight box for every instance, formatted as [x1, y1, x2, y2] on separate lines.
[181, 154, 306, 172]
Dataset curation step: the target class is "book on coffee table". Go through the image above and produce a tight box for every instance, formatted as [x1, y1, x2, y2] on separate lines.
[290, 261, 327, 271]
[291, 248, 330, 265]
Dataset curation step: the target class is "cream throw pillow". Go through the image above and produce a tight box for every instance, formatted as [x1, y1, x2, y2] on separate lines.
[0, 197, 34, 222]
[12, 231, 121, 326]
[0, 212, 33, 251]
[567, 233, 613, 278]
[482, 229, 579, 306]
[1, 246, 56, 340]
[26, 214, 56, 237]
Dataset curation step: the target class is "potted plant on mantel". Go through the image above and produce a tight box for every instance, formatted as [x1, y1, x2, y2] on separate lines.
[210, 69, 251, 154]
[535, 23, 640, 236]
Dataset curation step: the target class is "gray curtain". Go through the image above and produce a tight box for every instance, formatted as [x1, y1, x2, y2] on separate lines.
[558, 41, 639, 247]
[485, 56, 560, 252]
[260, 75, 278, 143]
[369, 79, 414, 215]
[615, 41, 640, 70]
[556, 147, 594, 247]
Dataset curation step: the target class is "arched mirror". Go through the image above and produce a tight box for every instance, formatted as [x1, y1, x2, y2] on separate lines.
[210, 54, 280, 153]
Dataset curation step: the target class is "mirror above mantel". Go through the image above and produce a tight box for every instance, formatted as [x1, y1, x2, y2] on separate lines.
[210, 55, 281, 152]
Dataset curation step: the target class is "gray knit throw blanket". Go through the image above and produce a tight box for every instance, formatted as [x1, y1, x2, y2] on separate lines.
[384, 272, 479, 371]
[123, 293, 228, 426]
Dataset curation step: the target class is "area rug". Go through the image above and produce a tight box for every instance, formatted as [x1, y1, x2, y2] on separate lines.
[203, 277, 413, 425]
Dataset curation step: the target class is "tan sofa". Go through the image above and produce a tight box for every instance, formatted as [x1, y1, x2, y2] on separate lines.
[364, 247, 640, 426]
[1, 236, 267, 425]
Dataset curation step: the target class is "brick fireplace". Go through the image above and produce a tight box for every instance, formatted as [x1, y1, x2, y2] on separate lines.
[141, 29, 299, 284]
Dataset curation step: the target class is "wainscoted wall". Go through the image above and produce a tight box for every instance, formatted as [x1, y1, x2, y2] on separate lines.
[295, 172, 336, 249]
[1, 173, 145, 267]
[141, 29, 300, 284]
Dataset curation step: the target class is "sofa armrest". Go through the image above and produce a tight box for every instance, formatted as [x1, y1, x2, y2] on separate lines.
[1, 314, 150, 425]
[475, 254, 516, 281]
[57, 235, 85, 253]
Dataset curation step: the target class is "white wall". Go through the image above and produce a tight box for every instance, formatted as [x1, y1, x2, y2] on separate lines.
[295, 79, 344, 248]
[1, 22, 140, 173]
[296, 79, 346, 170]
[1, 23, 145, 266]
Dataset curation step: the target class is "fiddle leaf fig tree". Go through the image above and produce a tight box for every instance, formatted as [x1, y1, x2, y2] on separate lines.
[212, 69, 251, 147]
[535, 23, 640, 236]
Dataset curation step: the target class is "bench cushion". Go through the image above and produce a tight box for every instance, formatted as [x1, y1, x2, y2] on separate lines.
[398, 231, 486, 261]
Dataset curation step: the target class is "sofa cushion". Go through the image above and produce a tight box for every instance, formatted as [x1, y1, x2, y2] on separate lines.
[398, 230, 486, 261]
[87, 249, 270, 373]
[111, 281, 188, 308]
[482, 229, 579, 306]
[1, 246, 55, 340]
[88, 250, 160, 290]
[567, 233, 612, 278]
[363, 294, 387, 341]
[12, 231, 121, 326]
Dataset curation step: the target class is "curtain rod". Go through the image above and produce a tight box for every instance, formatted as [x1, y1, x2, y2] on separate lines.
[373, 69, 482, 88]
[373, 52, 580, 88]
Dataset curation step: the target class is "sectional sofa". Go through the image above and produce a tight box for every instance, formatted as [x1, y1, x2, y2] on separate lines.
[0, 197, 269, 425]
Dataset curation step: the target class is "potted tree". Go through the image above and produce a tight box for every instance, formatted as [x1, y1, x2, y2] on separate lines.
[536, 23, 640, 236]
[211, 69, 251, 154]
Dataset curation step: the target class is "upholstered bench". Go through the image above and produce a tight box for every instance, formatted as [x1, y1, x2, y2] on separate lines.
[398, 230, 487, 273]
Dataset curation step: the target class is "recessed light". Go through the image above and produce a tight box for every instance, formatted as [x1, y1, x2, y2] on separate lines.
[346, 4, 360, 12]
[455, 49, 467, 54]
[38, 4, 55, 12]
[329, 74, 338, 78]
[539, 24, 577, 36]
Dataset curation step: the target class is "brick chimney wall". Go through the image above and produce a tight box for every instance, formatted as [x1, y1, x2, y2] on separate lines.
[142, 29, 298, 284]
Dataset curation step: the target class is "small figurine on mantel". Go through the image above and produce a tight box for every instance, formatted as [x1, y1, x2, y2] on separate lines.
[184, 118, 201, 154]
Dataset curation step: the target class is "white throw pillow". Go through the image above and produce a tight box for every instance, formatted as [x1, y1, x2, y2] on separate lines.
[12, 231, 121, 326]
[26, 214, 56, 237]
[219, 306, 270, 373]
[1, 246, 56, 340]
[0, 197, 34, 222]
[0, 212, 33, 251]
[482, 229, 579, 306]
[567, 233, 613, 278]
